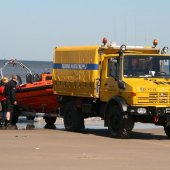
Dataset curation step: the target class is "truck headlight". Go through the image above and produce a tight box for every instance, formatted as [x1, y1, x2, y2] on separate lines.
[137, 108, 147, 114]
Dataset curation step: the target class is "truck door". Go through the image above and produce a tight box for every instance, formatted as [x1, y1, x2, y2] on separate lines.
[100, 57, 119, 102]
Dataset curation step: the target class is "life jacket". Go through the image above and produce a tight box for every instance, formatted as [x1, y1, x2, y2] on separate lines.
[0, 85, 6, 101]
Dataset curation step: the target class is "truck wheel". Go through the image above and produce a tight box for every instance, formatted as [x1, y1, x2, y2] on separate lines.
[64, 102, 84, 132]
[107, 105, 133, 138]
[44, 116, 57, 125]
[164, 126, 170, 138]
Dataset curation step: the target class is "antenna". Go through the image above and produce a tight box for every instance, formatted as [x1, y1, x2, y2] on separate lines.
[134, 16, 136, 46]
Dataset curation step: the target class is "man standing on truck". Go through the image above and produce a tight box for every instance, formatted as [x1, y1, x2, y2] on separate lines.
[4, 74, 18, 128]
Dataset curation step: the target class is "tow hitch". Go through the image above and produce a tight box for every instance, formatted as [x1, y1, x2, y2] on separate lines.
[154, 115, 159, 124]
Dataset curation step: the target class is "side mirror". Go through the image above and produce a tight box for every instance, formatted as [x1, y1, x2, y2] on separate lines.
[118, 80, 126, 89]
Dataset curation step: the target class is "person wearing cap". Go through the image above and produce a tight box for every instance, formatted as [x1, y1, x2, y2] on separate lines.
[0, 77, 8, 127]
[4, 75, 18, 128]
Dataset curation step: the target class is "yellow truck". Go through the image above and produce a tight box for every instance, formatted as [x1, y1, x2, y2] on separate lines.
[53, 38, 170, 138]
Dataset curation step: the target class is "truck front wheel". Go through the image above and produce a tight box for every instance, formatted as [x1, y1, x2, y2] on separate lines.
[64, 102, 84, 132]
[107, 105, 133, 138]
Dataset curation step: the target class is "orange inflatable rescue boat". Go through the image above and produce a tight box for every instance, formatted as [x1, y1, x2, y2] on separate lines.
[0, 59, 59, 125]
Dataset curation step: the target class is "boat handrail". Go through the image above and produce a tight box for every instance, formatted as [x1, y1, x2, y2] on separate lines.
[0, 59, 32, 78]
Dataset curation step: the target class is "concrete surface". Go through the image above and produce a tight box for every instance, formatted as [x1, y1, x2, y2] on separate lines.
[0, 126, 170, 170]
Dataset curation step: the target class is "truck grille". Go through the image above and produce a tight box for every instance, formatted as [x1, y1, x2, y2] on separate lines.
[137, 92, 169, 104]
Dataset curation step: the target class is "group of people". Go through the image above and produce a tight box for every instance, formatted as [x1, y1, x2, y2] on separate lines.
[0, 75, 18, 128]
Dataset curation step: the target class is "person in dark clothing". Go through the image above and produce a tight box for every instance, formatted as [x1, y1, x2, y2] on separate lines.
[4, 74, 18, 127]
[0, 77, 8, 127]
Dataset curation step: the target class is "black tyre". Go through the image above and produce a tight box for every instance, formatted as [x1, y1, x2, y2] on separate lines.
[107, 105, 134, 138]
[164, 126, 170, 138]
[11, 114, 19, 125]
[44, 116, 57, 125]
[64, 102, 84, 132]
[27, 115, 35, 120]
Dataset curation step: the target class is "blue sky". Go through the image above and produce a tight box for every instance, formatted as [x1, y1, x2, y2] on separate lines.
[0, 0, 170, 61]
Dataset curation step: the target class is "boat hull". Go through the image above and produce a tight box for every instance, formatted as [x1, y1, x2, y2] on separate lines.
[16, 77, 59, 114]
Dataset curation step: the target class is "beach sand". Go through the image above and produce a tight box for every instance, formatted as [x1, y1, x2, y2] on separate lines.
[0, 117, 170, 170]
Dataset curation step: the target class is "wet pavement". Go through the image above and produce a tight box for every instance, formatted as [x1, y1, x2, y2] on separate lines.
[16, 116, 64, 130]
[15, 116, 163, 131]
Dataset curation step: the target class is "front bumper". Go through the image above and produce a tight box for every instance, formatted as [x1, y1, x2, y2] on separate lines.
[127, 106, 170, 125]
[127, 106, 170, 116]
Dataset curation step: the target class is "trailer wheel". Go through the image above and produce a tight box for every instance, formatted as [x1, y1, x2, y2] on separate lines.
[11, 114, 19, 125]
[27, 116, 35, 121]
[44, 116, 57, 125]
[164, 126, 170, 138]
[107, 105, 133, 138]
[64, 102, 84, 132]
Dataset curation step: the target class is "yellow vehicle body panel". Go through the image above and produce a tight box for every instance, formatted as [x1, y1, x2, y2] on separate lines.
[53, 46, 101, 98]
[122, 78, 170, 107]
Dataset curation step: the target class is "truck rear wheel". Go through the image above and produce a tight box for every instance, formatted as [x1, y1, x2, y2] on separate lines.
[164, 126, 170, 138]
[64, 102, 84, 132]
[107, 105, 133, 138]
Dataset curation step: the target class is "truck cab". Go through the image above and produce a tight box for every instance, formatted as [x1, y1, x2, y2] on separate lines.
[99, 40, 170, 138]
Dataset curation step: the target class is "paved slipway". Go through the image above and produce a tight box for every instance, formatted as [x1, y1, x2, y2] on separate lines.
[0, 118, 170, 170]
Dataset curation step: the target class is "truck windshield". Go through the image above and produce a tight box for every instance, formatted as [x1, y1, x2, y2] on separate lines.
[123, 55, 170, 78]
